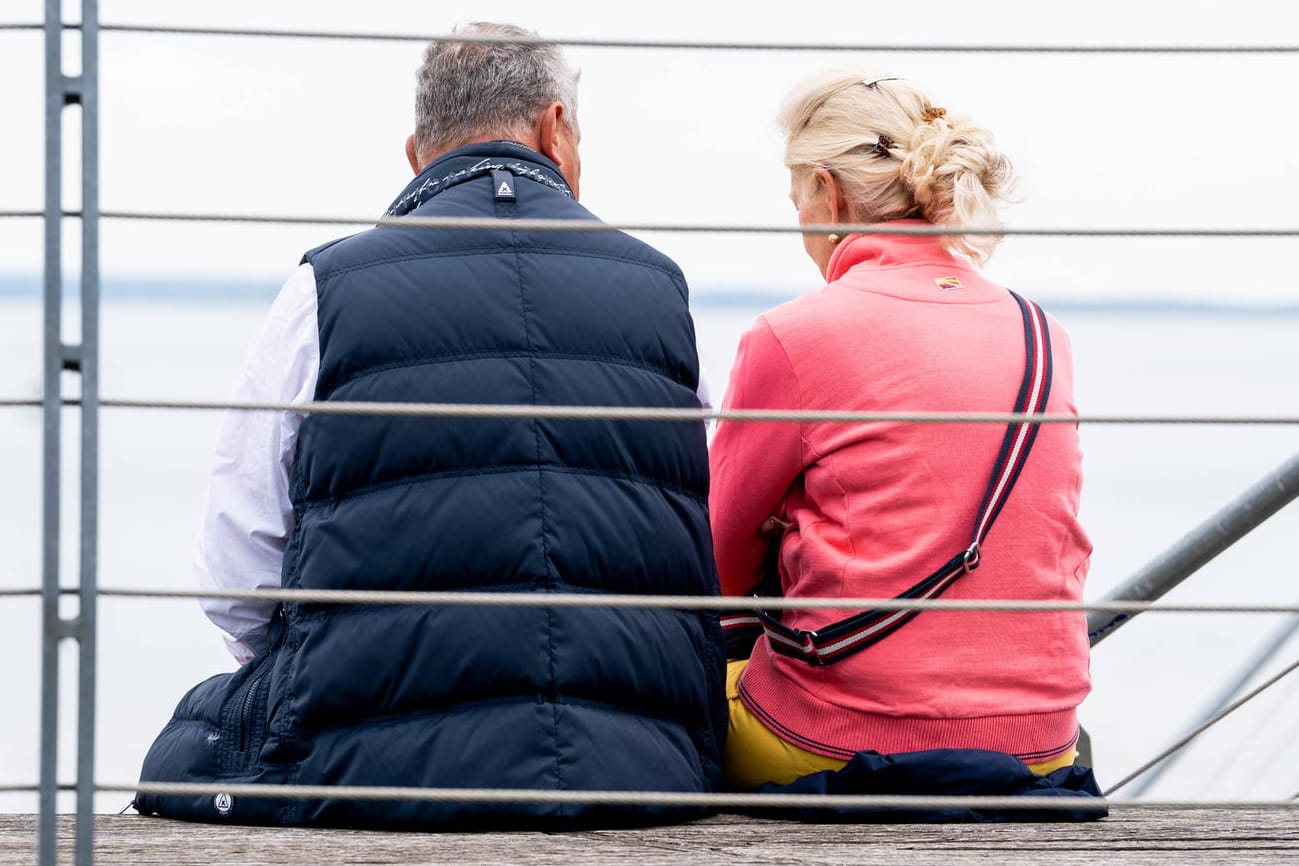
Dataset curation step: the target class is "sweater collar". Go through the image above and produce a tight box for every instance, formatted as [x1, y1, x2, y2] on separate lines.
[384, 141, 573, 217]
[825, 219, 966, 282]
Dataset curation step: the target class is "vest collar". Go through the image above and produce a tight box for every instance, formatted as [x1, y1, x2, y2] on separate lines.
[825, 219, 967, 282]
[385, 141, 573, 217]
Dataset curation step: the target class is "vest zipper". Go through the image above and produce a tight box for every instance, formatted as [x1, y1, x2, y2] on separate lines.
[238, 668, 269, 753]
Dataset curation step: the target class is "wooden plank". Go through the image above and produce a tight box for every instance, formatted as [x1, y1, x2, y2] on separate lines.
[1, 811, 1297, 865]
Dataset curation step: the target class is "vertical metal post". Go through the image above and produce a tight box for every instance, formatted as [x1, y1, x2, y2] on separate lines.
[41, 2, 100, 862]
[39, 2, 64, 863]
[76, 3, 101, 864]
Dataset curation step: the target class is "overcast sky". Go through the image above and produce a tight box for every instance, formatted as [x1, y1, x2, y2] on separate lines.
[1, 0, 1296, 301]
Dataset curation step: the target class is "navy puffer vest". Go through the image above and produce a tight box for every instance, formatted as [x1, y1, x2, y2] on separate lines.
[136, 143, 726, 828]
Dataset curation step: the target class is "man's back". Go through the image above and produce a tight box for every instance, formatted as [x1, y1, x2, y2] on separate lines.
[135, 141, 725, 829]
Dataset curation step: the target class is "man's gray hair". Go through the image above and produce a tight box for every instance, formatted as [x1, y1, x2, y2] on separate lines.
[414, 22, 580, 158]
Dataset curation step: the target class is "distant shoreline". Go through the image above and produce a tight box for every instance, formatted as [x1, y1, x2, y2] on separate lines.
[2, 276, 1297, 317]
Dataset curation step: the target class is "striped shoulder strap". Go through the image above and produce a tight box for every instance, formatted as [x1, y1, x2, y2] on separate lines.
[724, 290, 1054, 666]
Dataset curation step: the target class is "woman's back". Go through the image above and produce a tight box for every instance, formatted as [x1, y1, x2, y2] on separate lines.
[711, 225, 1091, 763]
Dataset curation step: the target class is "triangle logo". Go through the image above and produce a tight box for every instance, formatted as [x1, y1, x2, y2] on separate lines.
[497, 181, 514, 197]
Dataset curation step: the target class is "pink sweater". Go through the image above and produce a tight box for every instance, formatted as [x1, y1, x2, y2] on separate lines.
[710, 224, 1092, 763]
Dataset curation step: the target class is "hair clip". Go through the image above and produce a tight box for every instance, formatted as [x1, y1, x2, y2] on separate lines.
[922, 106, 947, 122]
[862, 76, 902, 89]
[873, 134, 894, 157]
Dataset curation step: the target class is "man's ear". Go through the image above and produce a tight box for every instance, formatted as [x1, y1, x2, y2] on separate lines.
[535, 102, 568, 170]
[405, 134, 422, 175]
[813, 166, 846, 224]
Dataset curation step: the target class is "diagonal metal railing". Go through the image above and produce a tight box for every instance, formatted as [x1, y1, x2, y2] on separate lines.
[1104, 656, 1299, 796]
[1125, 611, 1299, 796]
[1087, 448, 1299, 645]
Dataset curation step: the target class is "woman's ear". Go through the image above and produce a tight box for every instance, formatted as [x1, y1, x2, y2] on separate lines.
[813, 166, 846, 224]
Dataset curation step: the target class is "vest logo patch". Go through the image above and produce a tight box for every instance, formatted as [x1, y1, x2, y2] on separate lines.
[935, 276, 963, 291]
[491, 169, 516, 201]
[213, 792, 234, 816]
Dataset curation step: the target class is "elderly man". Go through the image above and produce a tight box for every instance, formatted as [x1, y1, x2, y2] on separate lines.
[136, 22, 725, 829]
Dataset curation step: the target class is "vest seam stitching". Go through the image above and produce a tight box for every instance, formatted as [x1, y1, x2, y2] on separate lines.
[310, 246, 684, 285]
[277, 688, 712, 741]
[324, 350, 689, 395]
[512, 233, 566, 807]
[295, 463, 709, 509]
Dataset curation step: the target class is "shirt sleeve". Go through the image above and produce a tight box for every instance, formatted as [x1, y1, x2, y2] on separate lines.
[708, 316, 806, 596]
[194, 263, 319, 664]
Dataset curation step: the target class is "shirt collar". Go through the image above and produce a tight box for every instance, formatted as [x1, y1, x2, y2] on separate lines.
[384, 141, 572, 217]
[825, 219, 965, 282]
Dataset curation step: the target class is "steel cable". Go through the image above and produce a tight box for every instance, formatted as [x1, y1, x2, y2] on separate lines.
[10, 778, 1299, 810]
[79, 24, 1299, 54]
[101, 781, 1299, 810]
[1104, 656, 1299, 796]
[91, 587, 1299, 614]
[89, 211, 1299, 237]
[4, 585, 1296, 615]
[3, 781, 1296, 817]
[7, 208, 1297, 237]
[4, 396, 1299, 426]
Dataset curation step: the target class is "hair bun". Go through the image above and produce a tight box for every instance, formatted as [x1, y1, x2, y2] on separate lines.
[899, 115, 1014, 263]
[779, 66, 1015, 264]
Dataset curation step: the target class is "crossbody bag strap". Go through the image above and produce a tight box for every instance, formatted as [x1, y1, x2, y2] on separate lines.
[756, 290, 1054, 666]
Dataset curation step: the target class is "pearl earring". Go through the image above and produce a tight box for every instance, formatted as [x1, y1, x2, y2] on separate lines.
[827, 233, 842, 246]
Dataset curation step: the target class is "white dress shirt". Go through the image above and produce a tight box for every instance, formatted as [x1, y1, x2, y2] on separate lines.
[196, 263, 713, 664]
[195, 263, 319, 664]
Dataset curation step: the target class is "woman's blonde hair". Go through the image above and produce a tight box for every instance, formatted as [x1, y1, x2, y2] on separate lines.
[779, 67, 1014, 264]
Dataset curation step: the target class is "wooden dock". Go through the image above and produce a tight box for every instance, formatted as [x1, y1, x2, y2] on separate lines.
[3, 811, 1298, 865]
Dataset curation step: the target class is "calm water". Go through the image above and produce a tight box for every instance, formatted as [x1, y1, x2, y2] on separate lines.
[2, 293, 1298, 811]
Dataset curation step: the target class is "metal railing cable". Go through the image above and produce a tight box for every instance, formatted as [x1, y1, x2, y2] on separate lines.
[94, 783, 1299, 810]
[7, 578, 1299, 621]
[1126, 612, 1299, 797]
[88, 782, 1299, 810]
[88, 587, 1299, 615]
[1104, 655, 1299, 796]
[2, 207, 1293, 237]
[4, 396, 1299, 426]
[4, 777, 1298, 810]
[2, 206, 1296, 237]
[3, 777, 1298, 809]
[80, 211, 1299, 237]
[69, 24, 1299, 54]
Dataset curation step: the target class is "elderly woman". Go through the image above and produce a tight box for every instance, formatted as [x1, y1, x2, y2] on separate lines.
[710, 69, 1092, 791]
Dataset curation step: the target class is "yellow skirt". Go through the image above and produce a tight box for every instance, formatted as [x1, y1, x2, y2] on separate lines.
[723, 660, 1076, 791]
